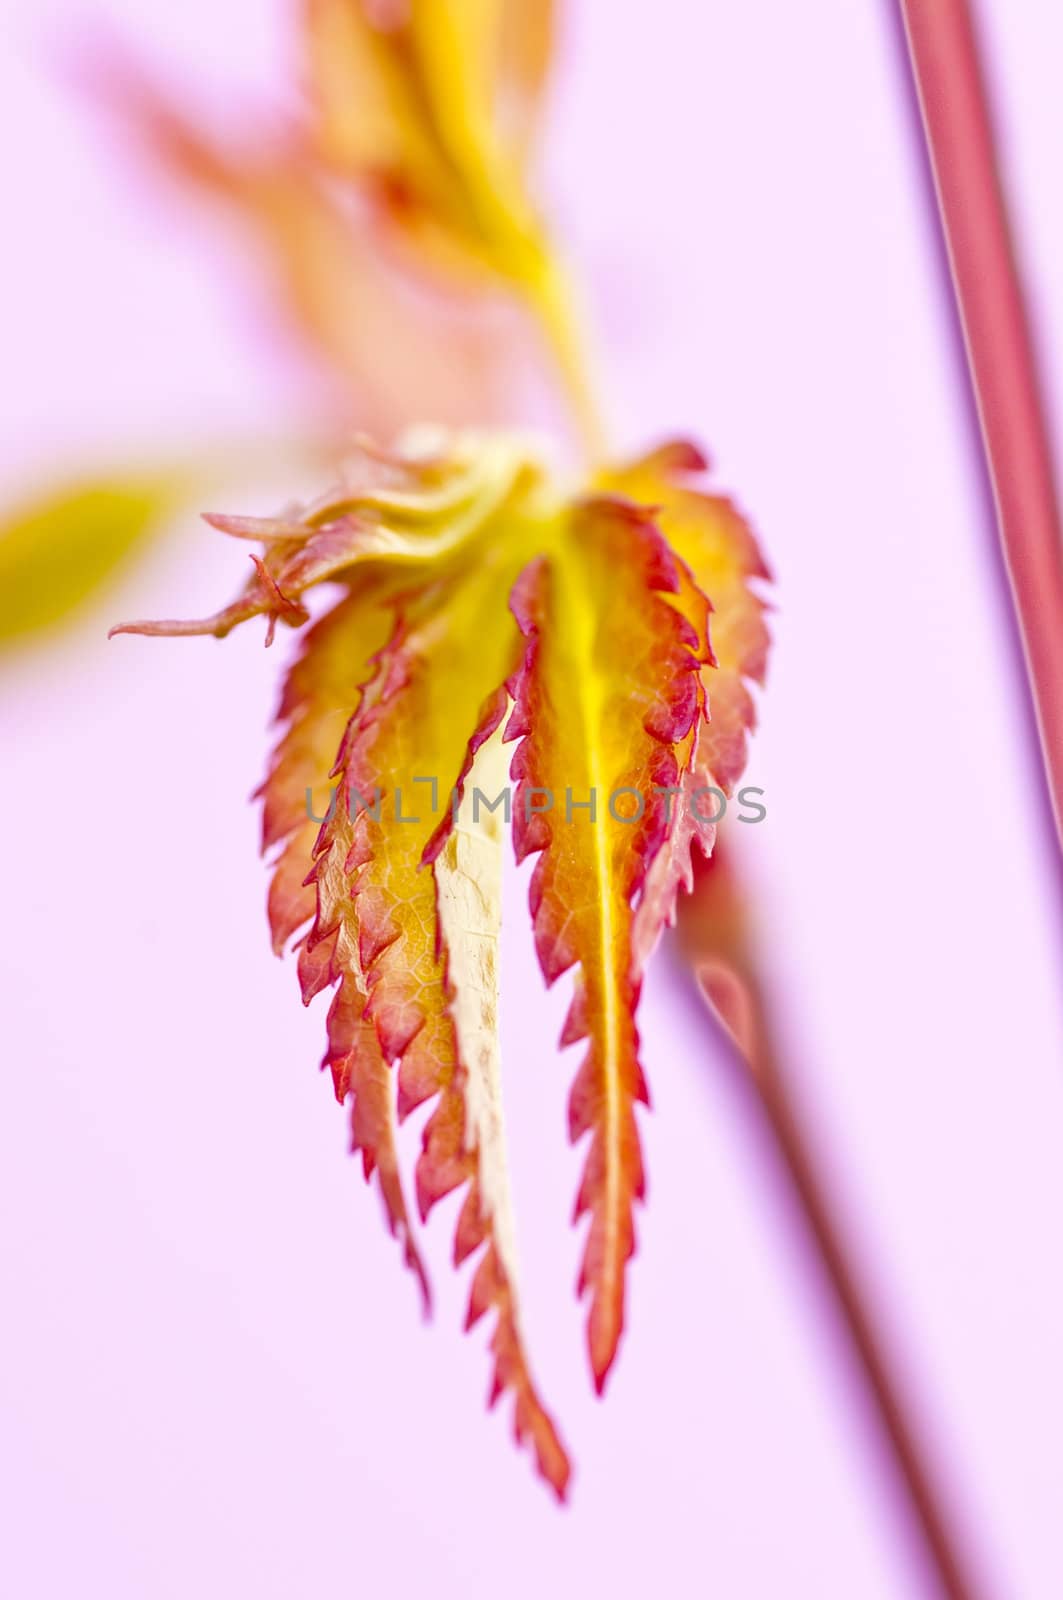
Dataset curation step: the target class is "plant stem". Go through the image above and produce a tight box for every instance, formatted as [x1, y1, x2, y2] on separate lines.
[526, 252, 609, 463]
[678, 848, 988, 1600]
[746, 1022, 984, 1600]
[897, 0, 1063, 854]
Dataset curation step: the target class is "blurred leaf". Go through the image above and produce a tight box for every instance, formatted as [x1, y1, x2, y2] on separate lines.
[0, 475, 181, 648]
[301, 0, 599, 441]
[85, 7, 596, 446]
[86, 59, 517, 435]
[304, 0, 555, 286]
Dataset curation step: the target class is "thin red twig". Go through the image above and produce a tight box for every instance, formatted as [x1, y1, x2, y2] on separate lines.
[898, 0, 1063, 854]
[678, 846, 989, 1600]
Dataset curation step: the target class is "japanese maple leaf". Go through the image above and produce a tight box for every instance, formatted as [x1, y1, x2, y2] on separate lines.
[113, 427, 770, 1497]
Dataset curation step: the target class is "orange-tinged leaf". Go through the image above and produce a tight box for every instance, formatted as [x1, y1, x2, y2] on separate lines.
[505, 498, 707, 1389]
[604, 441, 771, 795]
[322, 569, 519, 1121]
[603, 444, 770, 978]
[261, 590, 430, 1305]
[210, 434, 568, 1491]
[306, 551, 570, 1494]
[112, 429, 771, 1493]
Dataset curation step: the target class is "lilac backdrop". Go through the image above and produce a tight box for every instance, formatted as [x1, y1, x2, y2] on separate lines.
[3, 2, 1062, 1595]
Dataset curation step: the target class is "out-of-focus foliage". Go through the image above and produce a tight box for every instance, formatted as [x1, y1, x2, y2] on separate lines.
[93, 0, 579, 438]
[304, 0, 557, 287]
[96, 61, 516, 434]
[0, 476, 181, 646]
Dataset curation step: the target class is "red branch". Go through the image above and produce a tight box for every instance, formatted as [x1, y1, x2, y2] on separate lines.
[898, 0, 1063, 853]
[678, 845, 990, 1600]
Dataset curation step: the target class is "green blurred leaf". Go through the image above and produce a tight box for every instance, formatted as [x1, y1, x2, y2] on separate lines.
[0, 475, 181, 647]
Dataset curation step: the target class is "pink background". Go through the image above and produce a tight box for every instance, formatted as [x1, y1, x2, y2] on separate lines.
[3, 2, 1063, 1594]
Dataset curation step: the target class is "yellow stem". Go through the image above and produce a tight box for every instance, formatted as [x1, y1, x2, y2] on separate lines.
[525, 253, 609, 464]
